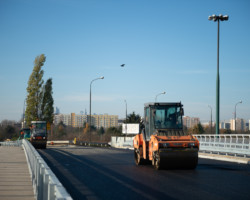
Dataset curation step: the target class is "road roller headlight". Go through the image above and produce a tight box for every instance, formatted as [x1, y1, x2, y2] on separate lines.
[33, 137, 36, 139]
[43, 137, 46, 139]
[160, 143, 169, 148]
[163, 143, 169, 148]
[189, 143, 195, 147]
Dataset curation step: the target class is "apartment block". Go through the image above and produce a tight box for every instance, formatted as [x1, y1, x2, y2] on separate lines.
[54, 113, 118, 128]
[230, 118, 246, 131]
[88, 114, 118, 129]
[220, 121, 231, 129]
[54, 114, 71, 126]
[182, 116, 200, 129]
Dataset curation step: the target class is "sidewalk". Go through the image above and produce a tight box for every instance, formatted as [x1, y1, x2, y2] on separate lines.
[0, 146, 35, 200]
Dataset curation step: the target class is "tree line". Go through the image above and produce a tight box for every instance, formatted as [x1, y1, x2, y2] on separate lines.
[48, 112, 142, 142]
[1, 115, 249, 141]
[0, 120, 20, 141]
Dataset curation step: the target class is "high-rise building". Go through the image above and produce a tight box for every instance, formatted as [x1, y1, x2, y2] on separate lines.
[182, 116, 200, 128]
[246, 121, 249, 131]
[54, 114, 71, 126]
[54, 107, 60, 115]
[220, 121, 231, 129]
[54, 113, 88, 127]
[230, 118, 245, 131]
[96, 114, 118, 128]
[75, 114, 87, 127]
[88, 114, 118, 128]
[54, 113, 118, 128]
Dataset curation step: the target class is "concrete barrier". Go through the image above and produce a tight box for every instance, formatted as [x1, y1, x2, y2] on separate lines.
[47, 140, 71, 145]
[111, 136, 134, 149]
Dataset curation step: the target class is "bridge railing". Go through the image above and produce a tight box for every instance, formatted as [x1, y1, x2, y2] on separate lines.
[193, 134, 250, 157]
[22, 139, 73, 200]
[0, 140, 22, 147]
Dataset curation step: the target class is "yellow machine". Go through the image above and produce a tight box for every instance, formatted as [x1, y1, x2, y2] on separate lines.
[19, 128, 31, 140]
[133, 102, 199, 170]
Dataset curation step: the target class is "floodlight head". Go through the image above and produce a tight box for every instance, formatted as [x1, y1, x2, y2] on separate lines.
[239, 100, 242, 103]
[100, 76, 104, 79]
[213, 15, 218, 21]
[218, 14, 229, 21]
[223, 15, 229, 21]
[209, 14, 229, 22]
[208, 15, 216, 21]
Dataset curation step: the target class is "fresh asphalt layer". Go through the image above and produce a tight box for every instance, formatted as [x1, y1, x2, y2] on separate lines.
[38, 146, 250, 200]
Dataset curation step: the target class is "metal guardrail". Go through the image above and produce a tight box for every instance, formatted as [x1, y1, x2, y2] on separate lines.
[22, 139, 73, 200]
[194, 134, 250, 157]
[47, 140, 110, 147]
[77, 141, 110, 147]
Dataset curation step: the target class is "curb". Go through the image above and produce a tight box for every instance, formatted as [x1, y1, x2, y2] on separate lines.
[199, 152, 250, 164]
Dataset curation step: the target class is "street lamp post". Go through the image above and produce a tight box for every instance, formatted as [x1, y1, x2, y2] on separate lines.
[208, 105, 213, 134]
[155, 91, 166, 102]
[89, 76, 104, 142]
[23, 98, 26, 129]
[234, 100, 242, 133]
[208, 14, 229, 135]
[124, 100, 127, 136]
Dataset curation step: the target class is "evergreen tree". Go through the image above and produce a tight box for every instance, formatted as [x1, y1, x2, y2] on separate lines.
[124, 112, 144, 132]
[98, 127, 105, 135]
[25, 54, 46, 125]
[124, 112, 141, 123]
[41, 78, 54, 123]
[192, 123, 205, 134]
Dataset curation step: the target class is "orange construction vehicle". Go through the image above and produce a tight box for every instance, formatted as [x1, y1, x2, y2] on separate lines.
[133, 102, 199, 170]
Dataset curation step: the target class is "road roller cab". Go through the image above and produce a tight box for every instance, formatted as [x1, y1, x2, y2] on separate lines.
[30, 121, 47, 149]
[133, 102, 199, 170]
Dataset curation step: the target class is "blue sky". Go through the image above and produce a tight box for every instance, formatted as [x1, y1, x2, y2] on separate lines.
[0, 0, 249, 123]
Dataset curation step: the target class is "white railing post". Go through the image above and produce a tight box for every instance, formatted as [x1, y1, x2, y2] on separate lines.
[21, 139, 72, 200]
[193, 134, 250, 157]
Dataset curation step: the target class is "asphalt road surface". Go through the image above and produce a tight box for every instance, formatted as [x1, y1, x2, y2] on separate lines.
[38, 146, 250, 200]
